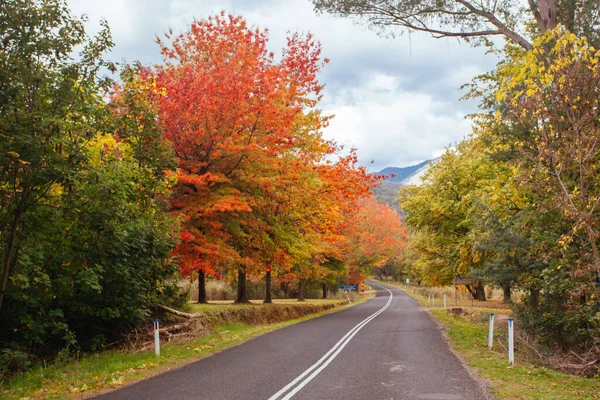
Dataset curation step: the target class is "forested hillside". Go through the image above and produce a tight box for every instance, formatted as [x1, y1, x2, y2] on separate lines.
[371, 160, 434, 217]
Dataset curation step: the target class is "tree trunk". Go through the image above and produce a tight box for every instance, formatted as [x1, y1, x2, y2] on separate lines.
[537, 0, 558, 31]
[264, 270, 272, 304]
[0, 213, 21, 312]
[197, 269, 207, 304]
[502, 283, 512, 303]
[297, 279, 305, 302]
[475, 282, 486, 301]
[466, 281, 487, 301]
[561, 0, 576, 31]
[236, 267, 249, 303]
[322, 282, 327, 299]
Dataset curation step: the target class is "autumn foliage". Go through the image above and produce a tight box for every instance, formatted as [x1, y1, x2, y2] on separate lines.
[150, 13, 398, 302]
[343, 197, 408, 283]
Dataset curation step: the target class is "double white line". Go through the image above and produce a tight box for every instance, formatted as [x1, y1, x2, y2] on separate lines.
[268, 284, 393, 400]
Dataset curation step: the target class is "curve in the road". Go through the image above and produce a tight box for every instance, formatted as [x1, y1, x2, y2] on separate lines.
[269, 283, 393, 400]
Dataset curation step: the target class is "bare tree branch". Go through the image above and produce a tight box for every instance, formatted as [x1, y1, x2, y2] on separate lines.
[313, 0, 535, 49]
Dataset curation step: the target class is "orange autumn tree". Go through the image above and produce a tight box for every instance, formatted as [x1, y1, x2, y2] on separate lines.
[235, 118, 379, 301]
[278, 148, 381, 301]
[303, 150, 382, 295]
[238, 111, 332, 303]
[343, 197, 408, 284]
[153, 13, 328, 303]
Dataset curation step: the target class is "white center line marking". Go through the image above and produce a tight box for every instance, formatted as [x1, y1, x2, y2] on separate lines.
[268, 283, 393, 400]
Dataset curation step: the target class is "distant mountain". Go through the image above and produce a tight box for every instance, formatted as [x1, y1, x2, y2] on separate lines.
[376, 160, 430, 183]
[401, 160, 433, 185]
[371, 159, 436, 217]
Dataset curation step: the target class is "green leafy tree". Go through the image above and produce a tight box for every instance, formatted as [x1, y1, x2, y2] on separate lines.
[0, 0, 114, 311]
[475, 29, 600, 347]
[0, 1, 179, 372]
[400, 140, 500, 299]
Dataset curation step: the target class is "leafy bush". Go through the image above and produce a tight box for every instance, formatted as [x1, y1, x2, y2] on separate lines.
[0, 348, 31, 379]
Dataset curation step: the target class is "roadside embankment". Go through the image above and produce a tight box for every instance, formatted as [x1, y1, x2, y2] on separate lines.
[145, 299, 350, 348]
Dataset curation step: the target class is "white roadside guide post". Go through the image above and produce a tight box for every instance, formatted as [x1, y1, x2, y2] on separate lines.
[405, 278, 409, 289]
[443, 294, 447, 309]
[488, 313, 495, 349]
[154, 319, 160, 357]
[508, 318, 515, 365]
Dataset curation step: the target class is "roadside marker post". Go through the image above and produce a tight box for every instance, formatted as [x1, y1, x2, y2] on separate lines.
[154, 319, 160, 357]
[508, 318, 514, 365]
[443, 295, 447, 309]
[488, 313, 495, 349]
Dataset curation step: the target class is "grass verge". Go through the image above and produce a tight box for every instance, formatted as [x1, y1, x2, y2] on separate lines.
[388, 279, 598, 399]
[0, 295, 372, 400]
[432, 310, 599, 400]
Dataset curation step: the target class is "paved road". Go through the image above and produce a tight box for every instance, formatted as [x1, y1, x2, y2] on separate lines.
[94, 282, 488, 400]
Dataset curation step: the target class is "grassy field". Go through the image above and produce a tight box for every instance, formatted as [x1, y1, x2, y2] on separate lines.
[1, 295, 373, 400]
[379, 279, 598, 399]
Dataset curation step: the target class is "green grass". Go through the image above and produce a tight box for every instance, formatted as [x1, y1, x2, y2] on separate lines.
[432, 310, 599, 400]
[1, 295, 373, 400]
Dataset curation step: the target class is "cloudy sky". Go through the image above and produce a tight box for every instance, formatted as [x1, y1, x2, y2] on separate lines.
[70, 0, 498, 171]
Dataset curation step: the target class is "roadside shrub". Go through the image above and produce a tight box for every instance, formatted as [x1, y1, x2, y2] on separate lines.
[0, 348, 31, 379]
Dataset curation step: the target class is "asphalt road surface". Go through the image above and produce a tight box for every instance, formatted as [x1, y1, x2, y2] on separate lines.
[94, 282, 488, 400]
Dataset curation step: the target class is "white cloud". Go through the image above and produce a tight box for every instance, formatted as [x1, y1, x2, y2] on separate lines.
[322, 74, 472, 171]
